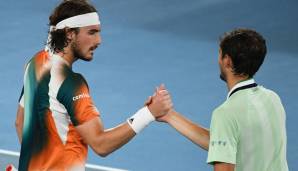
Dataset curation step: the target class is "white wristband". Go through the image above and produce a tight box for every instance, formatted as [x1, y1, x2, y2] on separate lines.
[127, 106, 155, 134]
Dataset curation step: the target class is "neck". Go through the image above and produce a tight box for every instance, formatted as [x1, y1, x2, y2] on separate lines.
[56, 47, 77, 66]
[226, 74, 250, 91]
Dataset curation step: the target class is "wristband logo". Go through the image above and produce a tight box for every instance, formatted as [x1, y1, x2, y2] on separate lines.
[72, 93, 90, 101]
[128, 118, 134, 124]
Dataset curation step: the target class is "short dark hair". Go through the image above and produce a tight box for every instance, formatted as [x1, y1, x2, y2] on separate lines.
[48, 0, 97, 52]
[219, 28, 267, 78]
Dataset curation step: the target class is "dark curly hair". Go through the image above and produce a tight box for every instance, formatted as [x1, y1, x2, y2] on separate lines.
[219, 28, 267, 78]
[48, 0, 97, 53]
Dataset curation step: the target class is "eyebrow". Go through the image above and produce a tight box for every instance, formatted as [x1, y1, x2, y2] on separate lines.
[89, 28, 100, 33]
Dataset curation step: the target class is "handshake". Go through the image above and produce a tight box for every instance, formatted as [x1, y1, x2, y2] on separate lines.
[127, 84, 174, 134]
[145, 84, 173, 121]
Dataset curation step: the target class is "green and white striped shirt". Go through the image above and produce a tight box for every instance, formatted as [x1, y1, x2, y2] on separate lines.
[207, 79, 288, 171]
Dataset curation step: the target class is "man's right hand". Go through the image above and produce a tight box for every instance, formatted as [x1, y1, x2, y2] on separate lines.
[147, 84, 173, 118]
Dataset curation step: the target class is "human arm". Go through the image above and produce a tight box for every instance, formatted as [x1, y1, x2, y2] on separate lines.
[76, 116, 135, 157]
[158, 110, 210, 150]
[75, 85, 172, 157]
[214, 162, 235, 171]
[15, 105, 24, 143]
[15, 87, 25, 144]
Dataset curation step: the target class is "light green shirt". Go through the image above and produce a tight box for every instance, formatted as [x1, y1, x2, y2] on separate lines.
[207, 79, 288, 171]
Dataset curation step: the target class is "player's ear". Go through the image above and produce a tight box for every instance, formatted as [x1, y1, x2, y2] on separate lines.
[65, 28, 75, 41]
[223, 54, 233, 70]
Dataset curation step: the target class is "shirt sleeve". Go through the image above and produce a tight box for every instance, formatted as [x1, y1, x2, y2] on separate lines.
[207, 107, 239, 165]
[57, 73, 99, 126]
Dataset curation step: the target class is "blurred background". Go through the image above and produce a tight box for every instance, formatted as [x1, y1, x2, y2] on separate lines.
[0, 0, 297, 170]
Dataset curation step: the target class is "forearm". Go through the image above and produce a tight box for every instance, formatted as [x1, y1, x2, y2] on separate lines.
[16, 124, 23, 143]
[167, 110, 210, 150]
[77, 118, 136, 157]
[92, 123, 135, 157]
[78, 87, 172, 157]
[94, 105, 163, 156]
[15, 105, 24, 143]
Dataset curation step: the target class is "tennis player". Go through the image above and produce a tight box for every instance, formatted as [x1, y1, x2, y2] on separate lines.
[15, 0, 172, 170]
[154, 28, 289, 171]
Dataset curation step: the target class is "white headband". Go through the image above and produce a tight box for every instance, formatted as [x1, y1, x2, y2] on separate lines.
[54, 12, 100, 30]
[45, 12, 100, 52]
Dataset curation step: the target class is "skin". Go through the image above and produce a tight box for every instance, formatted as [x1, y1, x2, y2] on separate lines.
[15, 24, 173, 157]
[157, 110, 209, 150]
[57, 25, 101, 64]
[15, 105, 24, 143]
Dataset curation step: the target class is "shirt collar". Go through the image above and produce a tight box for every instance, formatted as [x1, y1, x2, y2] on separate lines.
[227, 78, 256, 100]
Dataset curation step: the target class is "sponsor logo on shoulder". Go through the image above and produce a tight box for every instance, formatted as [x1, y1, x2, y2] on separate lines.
[211, 140, 227, 147]
[72, 93, 90, 101]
